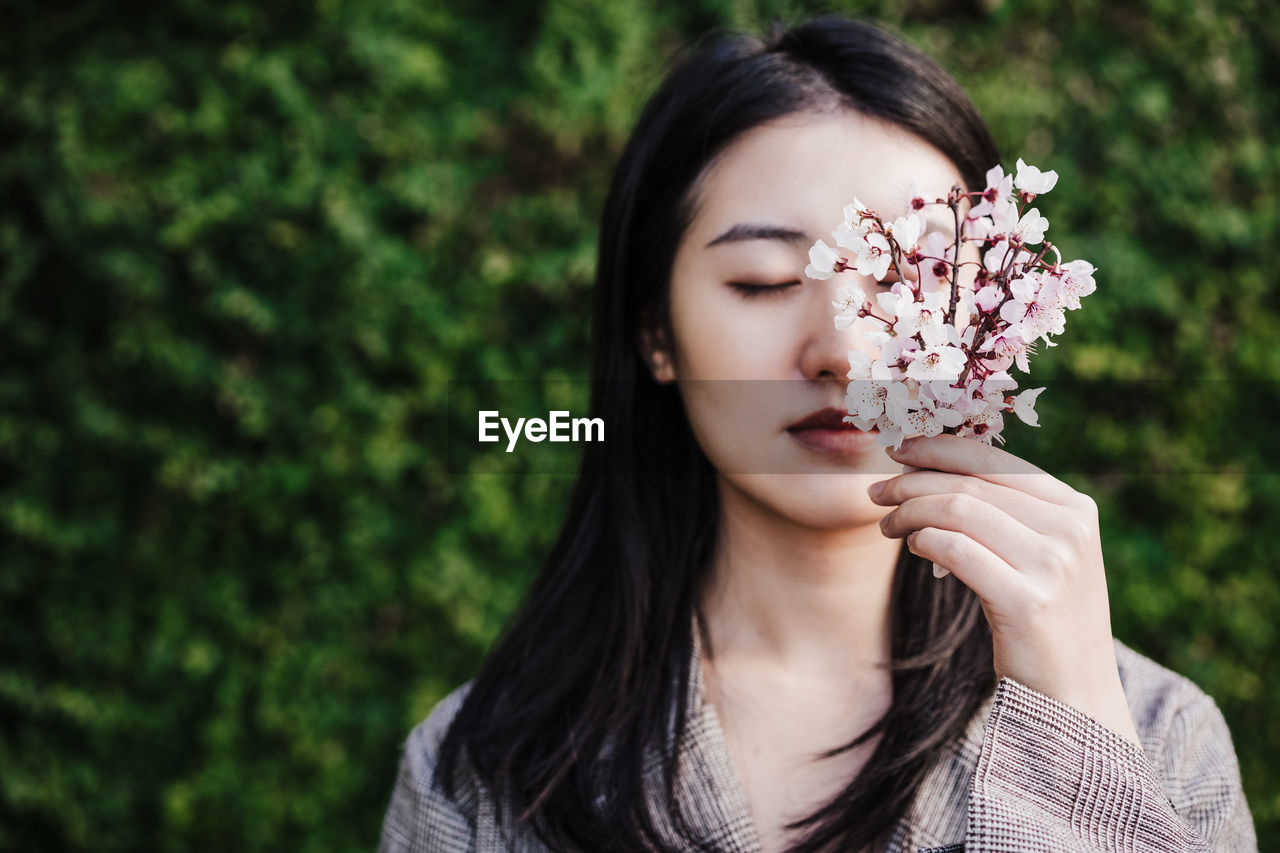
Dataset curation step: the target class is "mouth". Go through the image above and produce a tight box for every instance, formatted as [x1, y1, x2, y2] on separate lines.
[786, 407, 877, 433]
[785, 407, 880, 456]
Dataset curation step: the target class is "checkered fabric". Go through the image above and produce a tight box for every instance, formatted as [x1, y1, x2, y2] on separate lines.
[379, 620, 1256, 852]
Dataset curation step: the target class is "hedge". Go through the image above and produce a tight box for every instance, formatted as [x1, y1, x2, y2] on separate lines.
[1, 0, 1276, 849]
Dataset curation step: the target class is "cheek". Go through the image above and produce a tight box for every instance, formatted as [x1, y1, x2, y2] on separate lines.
[669, 282, 795, 380]
[958, 238, 982, 282]
[677, 380, 780, 476]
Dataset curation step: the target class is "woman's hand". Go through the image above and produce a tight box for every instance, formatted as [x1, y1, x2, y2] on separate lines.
[869, 433, 1142, 747]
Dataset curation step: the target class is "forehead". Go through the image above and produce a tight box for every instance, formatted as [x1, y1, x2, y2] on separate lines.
[686, 110, 965, 242]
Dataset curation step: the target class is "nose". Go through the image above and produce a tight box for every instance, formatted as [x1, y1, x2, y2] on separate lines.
[798, 276, 882, 384]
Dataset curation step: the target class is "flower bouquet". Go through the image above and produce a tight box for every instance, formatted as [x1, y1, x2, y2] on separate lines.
[804, 160, 1096, 451]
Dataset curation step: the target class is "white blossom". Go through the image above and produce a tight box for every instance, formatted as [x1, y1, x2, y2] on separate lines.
[844, 198, 873, 223]
[1012, 208, 1050, 244]
[915, 231, 955, 294]
[832, 283, 868, 330]
[833, 220, 867, 251]
[864, 324, 893, 347]
[919, 379, 965, 408]
[878, 335, 920, 379]
[846, 350, 872, 379]
[901, 398, 965, 439]
[979, 328, 1034, 373]
[1056, 260, 1097, 310]
[832, 199, 874, 250]
[991, 198, 1020, 233]
[972, 164, 1014, 218]
[959, 406, 1006, 445]
[1000, 273, 1065, 344]
[816, 159, 1090, 450]
[886, 213, 924, 253]
[902, 178, 928, 212]
[1010, 387, 1046, 426]
[903, 344, 968, 382]
[805, 239, 841, 280]
[984, 239, 1035, 274]
[1014, 158, 1059, 195]
[974, 285, 1004, 313]
[874, 413, 908, 450]
[852, 231, 893, 280]
[845, 375, 916, 424]
[966, 214, 996, 243]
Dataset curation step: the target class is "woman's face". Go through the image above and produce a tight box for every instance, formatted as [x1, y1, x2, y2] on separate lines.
[658, 108, 971, 531]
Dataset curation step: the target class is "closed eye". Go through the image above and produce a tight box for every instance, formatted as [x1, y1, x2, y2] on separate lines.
[727, 280, 801, 298]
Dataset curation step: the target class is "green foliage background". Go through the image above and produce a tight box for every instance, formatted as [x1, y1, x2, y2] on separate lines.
[2, 0, 1277, 849]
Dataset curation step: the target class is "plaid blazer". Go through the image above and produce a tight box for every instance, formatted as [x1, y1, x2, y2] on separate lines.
[379, 623, 1257, 852]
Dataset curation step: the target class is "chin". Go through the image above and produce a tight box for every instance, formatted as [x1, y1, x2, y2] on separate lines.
[723, 471, 891, 531]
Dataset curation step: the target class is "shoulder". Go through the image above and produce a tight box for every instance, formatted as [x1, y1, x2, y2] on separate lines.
[380, 680, 482, 853]
[404, 680, 476, 773]
[1113, 638, 1213, 734]
[1112, 636, 1230, 760]
[1111, 638, 1253, 835]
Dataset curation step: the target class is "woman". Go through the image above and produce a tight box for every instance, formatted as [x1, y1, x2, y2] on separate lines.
[381, 15, 1255, 853]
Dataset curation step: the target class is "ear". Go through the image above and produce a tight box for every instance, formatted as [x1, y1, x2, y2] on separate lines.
[638, 326, 677, 384]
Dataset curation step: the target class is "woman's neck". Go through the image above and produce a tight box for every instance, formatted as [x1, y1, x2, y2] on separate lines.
[697, 477, 900, 683]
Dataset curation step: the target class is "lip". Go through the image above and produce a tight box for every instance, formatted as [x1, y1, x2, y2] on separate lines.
[786, 407, 880, 455]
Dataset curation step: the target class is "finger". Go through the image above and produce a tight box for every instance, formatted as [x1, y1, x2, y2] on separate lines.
[886, 433, 1080, 506]
[905, 527, 1020, 604]
[881, 492, 1052, 574]
[869, 470, 1064, 537]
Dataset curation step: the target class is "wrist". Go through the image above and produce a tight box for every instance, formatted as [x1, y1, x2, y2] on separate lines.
[997, 650, 1142, 748]
[1057, 672, 1141, 748]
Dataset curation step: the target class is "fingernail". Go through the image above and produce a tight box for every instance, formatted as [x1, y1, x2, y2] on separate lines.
[932, 563, 951, 579]
[868, 480, 885, 498]
[901, 465, 919, 474]
[893, 438, 915, 454]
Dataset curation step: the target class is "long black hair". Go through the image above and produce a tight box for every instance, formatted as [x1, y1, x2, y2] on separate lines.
[437, 15, 999, 852]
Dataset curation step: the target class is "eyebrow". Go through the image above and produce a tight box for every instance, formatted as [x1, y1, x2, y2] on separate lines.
[704, 223, 809, 249]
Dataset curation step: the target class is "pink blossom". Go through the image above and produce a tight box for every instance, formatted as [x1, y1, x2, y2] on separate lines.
[979, 328, 1034, 373]
[974, 285, 1004, 313]
[1056, 260, 1097, 311]
[915, 231, 955, 294]
[972, 164, 1014, 218]
[1000, 273, 1066, 344]
[806, 156, 1093, 449]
